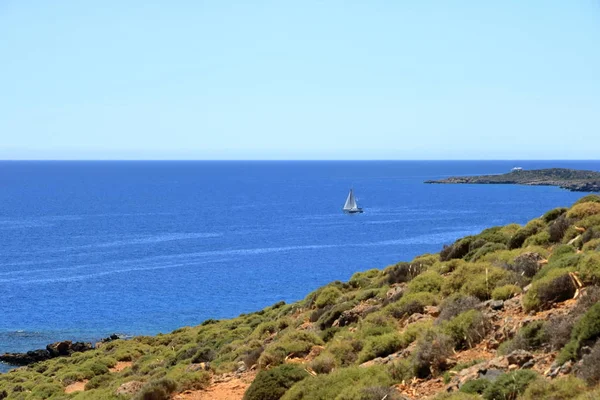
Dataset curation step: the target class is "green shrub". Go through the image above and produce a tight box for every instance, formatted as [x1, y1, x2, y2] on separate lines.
[543, 207, 568, 223]
[134, 378, 178, 400]
[84, 374, 113, 390]
[549, 214, 571, 242]
[348, 269, 380, 288]
[524, 230, 550, 247]
[386, 292, 438, 318]
[30, 383, 63, 399]
[492, 284, 521, 300]
[508, 220, 545, 249]
[582, 238, 600, 251]
[327, 336, 362, 366]
[460, 378, 490, 395]
[317, 301, 355, 330]
[482, 370, 539, 400]
[574, 195, 600, 205]
[281, 366, 392, 400]
[576, 253, 600, 285]
[412, 330, 454, 378]
[559, 303, 600, 364]
[314, 286, 343, 308]
[437, 294, 480, 323]
[499, 320, 548, 354]
[432, 394, 480, 400]
[259, 331, 323, 368]
[385, 262, 426, 284]
[440, 238, 473, 261]
[521, 376, 586, 400]
[567, 202, 600, 219]
[442, 263, 508, 300]
[468, 242, 507, 262]
[358, 332, 403, 363]
[244, 364, 309, 400]
[523, 270, 576, 312]
[407, 271, 444, 294]
[442, 310, 489, 350]
[310, 352, 336, 374]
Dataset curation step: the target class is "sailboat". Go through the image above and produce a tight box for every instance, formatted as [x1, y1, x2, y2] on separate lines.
[343, 189, 363, 214]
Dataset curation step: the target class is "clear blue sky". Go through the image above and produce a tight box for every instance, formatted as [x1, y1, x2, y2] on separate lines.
[1, 1, 599, 160]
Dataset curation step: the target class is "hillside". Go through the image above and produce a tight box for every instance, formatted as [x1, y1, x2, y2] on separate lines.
[425, 168, 600, 192]
[3, 196, 600, 399]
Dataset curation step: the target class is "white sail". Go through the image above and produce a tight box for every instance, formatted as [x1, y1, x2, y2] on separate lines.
[343, 189, 358, 211]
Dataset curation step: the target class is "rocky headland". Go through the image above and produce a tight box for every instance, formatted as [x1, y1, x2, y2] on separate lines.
[425, 168, 600, 192]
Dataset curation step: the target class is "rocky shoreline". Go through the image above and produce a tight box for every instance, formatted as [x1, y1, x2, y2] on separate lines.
[0, 334, 123, 367]
[425, 168, 600, 192]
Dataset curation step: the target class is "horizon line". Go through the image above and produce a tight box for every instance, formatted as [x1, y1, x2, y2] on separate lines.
[1, 159, 599, 162]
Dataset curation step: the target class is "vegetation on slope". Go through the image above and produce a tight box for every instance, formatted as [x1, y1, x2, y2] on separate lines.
[2, 196, 600, 399]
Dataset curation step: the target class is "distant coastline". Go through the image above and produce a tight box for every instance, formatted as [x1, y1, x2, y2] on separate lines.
[425, 168, 600, 192]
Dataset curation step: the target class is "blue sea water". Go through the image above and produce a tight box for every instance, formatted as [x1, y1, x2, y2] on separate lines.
[1, 160, 598, 372]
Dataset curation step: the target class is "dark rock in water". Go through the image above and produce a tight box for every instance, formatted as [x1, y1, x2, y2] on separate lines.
[46, 341, 72, 357]
[0, 349, 51, 366]
[1, 340, 93, 366]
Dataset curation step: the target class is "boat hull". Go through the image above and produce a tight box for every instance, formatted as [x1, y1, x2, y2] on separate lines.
[344, 208, 364, 214]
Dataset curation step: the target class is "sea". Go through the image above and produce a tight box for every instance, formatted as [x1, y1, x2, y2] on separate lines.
[1, 160, 598, 372]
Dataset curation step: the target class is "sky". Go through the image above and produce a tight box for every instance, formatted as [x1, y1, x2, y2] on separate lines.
[1, 1, 599, 160]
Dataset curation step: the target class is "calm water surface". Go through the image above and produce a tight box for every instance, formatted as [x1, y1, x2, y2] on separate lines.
[1, 160, 597, 372]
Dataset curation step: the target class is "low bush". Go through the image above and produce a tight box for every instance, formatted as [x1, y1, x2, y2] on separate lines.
[84, 374, 113, 390]
[508, 220, 545, 249]
[437, 294, 480, 323]
[543, 207, 568, 223]
[258, 331, 323, 368]
[442, 310, 489, 350]
[559, 303, 600, 364]
[348, 269, 380, 288]
[549, 214, 572, 242]
[567, 202, 600, 219]
[281, 366, 392, 400]
[442, 262, 508, 300]
[310, 352, 336, 374]
[524, 230, 551, 247]
[387, 292, 438, 319]
[576, 253, 600, 285]
[482, 370, 539, 400]
[521, 376, 586, 400]
[314, 286, 343, 309]
[385, 262, 426, 284]
[412, 330, 454, 378]
[440, 238, 473, 261]
[134, 378, 178, 400]
[468, 242, 507, 262]
[433, 394, 480, 400]
[574, 195, 600, 205]
[523, 270, 576, 312]
[582, 238, 600, 251]
[578, 341, 600, 385]
[327, 336, 362, 366]
[388, 359, 415, 382]
[492, 284, 521, 300]
[407, 271, 444, 294]
[460, 378, 490, 395]
[499, 320, 548, 354]
[244, 364, 309, 400]
[358, 332, 403, 363]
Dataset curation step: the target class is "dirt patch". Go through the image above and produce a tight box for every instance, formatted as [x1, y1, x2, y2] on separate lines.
[174, 372, 256, 400]
[110, 361, 133, 373]
[64, 380, 88, 394]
